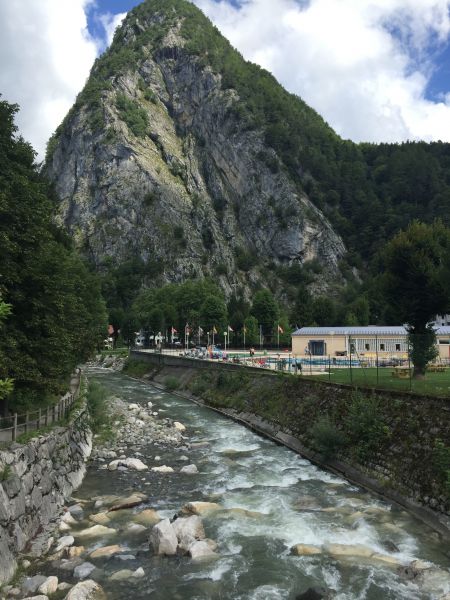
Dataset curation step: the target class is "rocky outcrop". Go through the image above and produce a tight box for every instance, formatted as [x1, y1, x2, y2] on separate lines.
[45, 0, 346, 299]
[0, 404, 92, 584]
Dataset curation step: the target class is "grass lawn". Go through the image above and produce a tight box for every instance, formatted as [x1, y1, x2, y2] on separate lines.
[308, 367, 450, 397]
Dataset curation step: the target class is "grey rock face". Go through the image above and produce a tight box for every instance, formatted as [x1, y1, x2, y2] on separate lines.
[46, 13, 346, 299]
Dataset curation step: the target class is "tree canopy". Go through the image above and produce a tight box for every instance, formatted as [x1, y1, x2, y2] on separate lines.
[380, 220, 450, 377]
[0, 98, 107, 409]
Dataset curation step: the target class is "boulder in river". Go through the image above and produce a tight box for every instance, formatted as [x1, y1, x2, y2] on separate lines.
[182, 501, 221, 515]
[64, 579, 106, 600]
[73, 562, 96, 580]
[38, 576, 58, 595]
[89, 512, 111, 525]
[189, 540, 218, 560]
[90, 545, 124, 558]
[151, 465, 174, 473]
[291, 544, 322, 556]
[22, 576, 48, 595]
[173, 422, 186, 431]
[55, 536, 75, 552]
[149, 519, 178, 556]
[133, 509, 160, 526]
[107, 458, 148, 471]
[180, 464, 198, 474]
[67, 547, 85, 558]
[371, 553, 402, 566]
[172, 515, 206, 552]
[323, 543, 374, 559]
[76, 525, 116, 539]
[108, 494, 147, 512]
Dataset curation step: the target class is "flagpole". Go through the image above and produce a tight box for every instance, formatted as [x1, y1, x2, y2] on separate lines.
[277, 324, 280, 349]
[212, 327, 215, 347]
[243, 327, 246, 351]
[198, 326, 201, 346]
[259, 325, 262, 351]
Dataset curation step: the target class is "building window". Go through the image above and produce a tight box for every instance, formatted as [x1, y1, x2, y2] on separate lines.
[380, 343, 385, 351]
[365, 343, 370, 350]
[395, 344, 401, 351]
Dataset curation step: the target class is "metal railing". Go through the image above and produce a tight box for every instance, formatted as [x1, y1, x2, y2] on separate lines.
[0, 371, 81, 443]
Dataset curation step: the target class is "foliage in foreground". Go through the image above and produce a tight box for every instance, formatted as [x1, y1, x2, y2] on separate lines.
[0, 98, 107, 409]
[86, 380, 113, 441]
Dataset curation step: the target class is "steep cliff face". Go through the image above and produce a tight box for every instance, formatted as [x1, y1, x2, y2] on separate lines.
[46, 0, 346, 298]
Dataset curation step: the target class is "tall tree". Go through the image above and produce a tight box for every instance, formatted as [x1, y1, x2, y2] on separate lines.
[0, 98, 107, 408]
[380, 220, 450, 378]
[251, 289, 279, 335]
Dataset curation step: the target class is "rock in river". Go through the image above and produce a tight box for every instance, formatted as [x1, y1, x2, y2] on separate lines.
[149, 519, 178, 556]
[173, 515, 205, 552]
[73, 562, 96, 580]
[180, 464, 198, 474]
[189, 540, 218, 560]
[76, 525, 116, 539]
[64, 580, 106, 600]
[107, 458, 148, 471]
[182, 501, 221, 515]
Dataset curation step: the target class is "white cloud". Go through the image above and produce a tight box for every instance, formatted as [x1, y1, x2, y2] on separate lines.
[0, 0, 100, 161]
[194, 0, 450, 143]
[2, 0, 450, 160]
[99, 12, 127, 47]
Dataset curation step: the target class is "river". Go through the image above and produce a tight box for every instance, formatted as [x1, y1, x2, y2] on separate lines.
[38, 369, 450, 599]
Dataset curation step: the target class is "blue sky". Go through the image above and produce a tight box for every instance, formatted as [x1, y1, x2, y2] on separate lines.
[2, 0, 450, 159]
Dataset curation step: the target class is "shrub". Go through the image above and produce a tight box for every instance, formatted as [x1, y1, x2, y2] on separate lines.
[116, 93, 149, 137]
[434, 439, 450, 493]
[86, 381, 109, 435]
[345, 392, 390, 461]
[123, 359, 150, 378]
[310, 415, 347, 459]
[165, 376, 180, 391]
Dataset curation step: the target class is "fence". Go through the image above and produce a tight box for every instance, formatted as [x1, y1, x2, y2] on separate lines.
[131, 348, 450, 398]
[0, 370, 82, 443]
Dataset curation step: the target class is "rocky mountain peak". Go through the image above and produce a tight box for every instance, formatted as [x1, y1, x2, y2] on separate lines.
[45, 0, 346, 300]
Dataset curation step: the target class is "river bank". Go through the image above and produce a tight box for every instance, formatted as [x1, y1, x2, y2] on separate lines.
[7, 367, 450, 600]
[127, 351, 450, 531]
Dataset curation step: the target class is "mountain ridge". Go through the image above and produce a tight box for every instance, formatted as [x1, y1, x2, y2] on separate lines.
[45, 0, 450, 313]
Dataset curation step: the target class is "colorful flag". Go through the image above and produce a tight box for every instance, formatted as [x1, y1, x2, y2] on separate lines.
[227, 325, 234, 332]
[278, 325, 284, 333]
[212, 326, 218, 334]
[243, 325, 247, 333]
[171, 326, 178, 334]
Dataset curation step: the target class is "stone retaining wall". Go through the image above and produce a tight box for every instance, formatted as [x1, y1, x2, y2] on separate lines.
[0, 404, 92, 583]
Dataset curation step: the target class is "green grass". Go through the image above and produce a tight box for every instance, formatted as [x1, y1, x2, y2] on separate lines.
[122, 358, 152, 378]
[308, 367, 450, 397]
[100, 348, 129, 358]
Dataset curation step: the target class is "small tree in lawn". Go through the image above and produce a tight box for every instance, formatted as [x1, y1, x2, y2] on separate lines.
[380, 220, 450, 379]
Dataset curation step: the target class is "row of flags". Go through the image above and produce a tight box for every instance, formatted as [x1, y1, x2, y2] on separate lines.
[170, 324, 284, 334]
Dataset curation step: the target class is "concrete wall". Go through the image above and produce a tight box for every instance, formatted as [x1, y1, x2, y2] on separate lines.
[0, 404, 92, 583]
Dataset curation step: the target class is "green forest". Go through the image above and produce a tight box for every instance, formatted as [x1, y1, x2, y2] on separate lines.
[44, 0, 450, 334]
[0, 99, 107, 412]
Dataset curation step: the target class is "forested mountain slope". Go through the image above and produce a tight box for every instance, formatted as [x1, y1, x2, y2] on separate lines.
[45, 0, 450, 305]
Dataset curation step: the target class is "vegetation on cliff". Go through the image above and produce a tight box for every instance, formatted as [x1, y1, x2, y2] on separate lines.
[0, 99, 107, 410]
[44, 0, 450, 332]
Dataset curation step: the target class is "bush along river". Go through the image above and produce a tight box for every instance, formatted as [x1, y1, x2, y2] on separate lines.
[15, 368, 450, 600]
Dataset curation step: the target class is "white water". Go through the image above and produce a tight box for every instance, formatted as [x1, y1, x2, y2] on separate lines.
[36, 369, 450, 599]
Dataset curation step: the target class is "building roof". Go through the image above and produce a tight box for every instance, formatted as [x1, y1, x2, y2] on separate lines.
[292, 326, 450, 336]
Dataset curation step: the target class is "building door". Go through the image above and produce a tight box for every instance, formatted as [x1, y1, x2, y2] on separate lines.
[309, 340, 326, 356]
